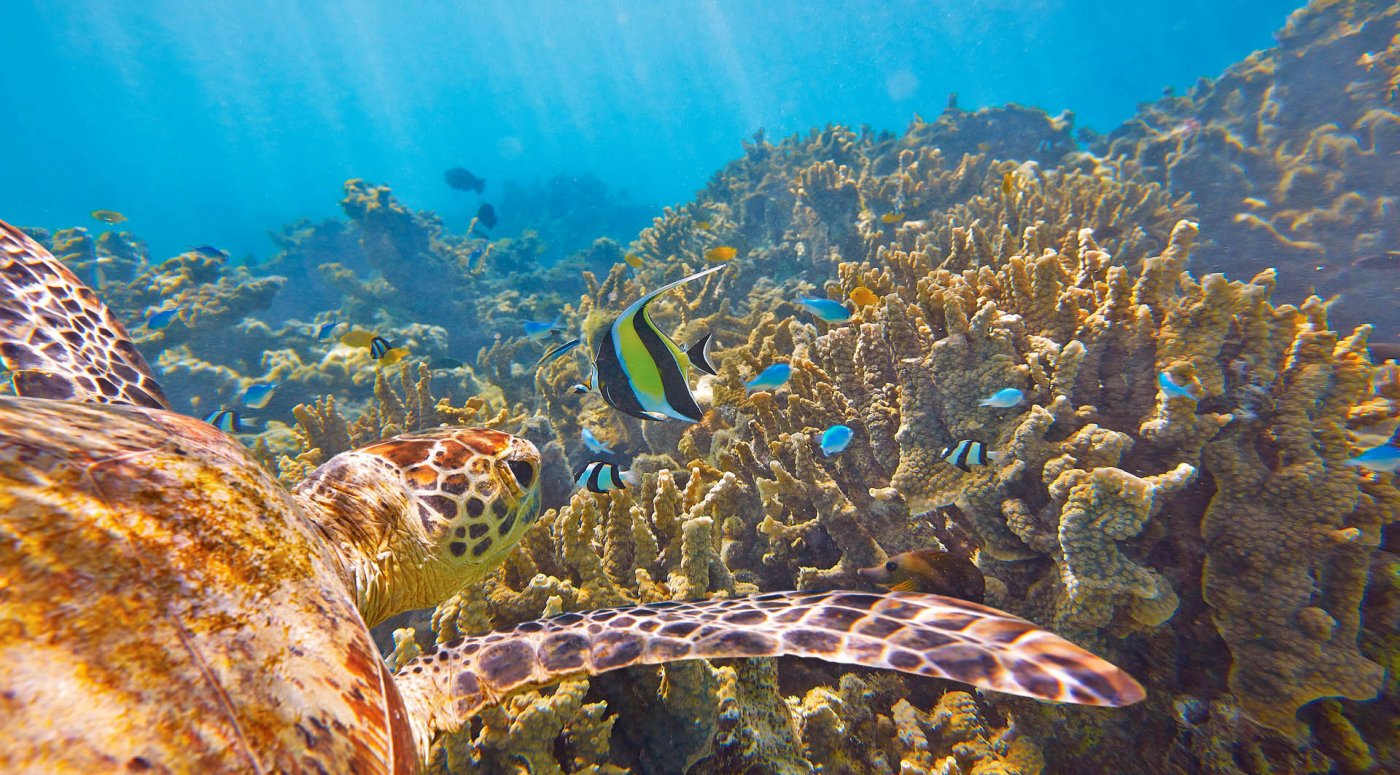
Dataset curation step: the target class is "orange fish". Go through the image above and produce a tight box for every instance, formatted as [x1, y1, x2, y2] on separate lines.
[624, 253, 644, 268]
[849, 286, 878, 307]
[705, 246, 737, 263]
[91, 209, 126, 224]
[880, 212, 904, 224]
[859, 549, 985, 603]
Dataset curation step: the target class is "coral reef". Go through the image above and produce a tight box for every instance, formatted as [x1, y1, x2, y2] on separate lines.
[1096, 0, 1400, 341]
[16, 3, 1400, 770]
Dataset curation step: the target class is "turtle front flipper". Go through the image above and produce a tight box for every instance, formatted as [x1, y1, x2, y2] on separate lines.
[0, 218, 169, 409]
[393, 590, 1145, 758]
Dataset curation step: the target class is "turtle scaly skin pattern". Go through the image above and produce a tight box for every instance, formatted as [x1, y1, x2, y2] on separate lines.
[0, 218, 1144, 772]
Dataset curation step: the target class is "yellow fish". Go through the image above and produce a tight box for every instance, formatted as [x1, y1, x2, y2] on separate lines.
[341, 330, 413, 365]
[880, 212, 904, 224]
[1002, 171, 1018, 195]
[91, 209, 126, 224]
[849, 286, 878, 307]
[340, 330, 378, 348]
[695, 220, 712, 230]
[624, 253, 644, 268]
[859, 549, 985, 603]
[705, 246, 737, 262]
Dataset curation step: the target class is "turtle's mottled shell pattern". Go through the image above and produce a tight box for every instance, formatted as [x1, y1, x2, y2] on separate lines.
[0, 398, 415, 773]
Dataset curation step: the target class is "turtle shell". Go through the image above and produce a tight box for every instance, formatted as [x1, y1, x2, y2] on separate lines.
[0, 397, 416, 773]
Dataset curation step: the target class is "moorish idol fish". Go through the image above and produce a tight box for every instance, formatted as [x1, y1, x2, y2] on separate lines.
[859, 549, 986, 603]
[940, 439, 999, 472]
[204, 409, 256, 434]
[537, 337, 582, 367]
[589, 265, 724, 423]
[573, 461, 637, 493]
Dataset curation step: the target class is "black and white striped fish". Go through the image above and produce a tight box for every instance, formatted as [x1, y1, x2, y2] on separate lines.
[589, 265, 723, 422]
[573, 461, 638, 493]
[939, 440, 999, 472]
[203, 409, 256, 434]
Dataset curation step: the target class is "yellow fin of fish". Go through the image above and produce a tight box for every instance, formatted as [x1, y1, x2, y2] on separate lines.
[705, 246, 737, 262]
[887, 579, 917, 592]
[340, 330, 378, 348]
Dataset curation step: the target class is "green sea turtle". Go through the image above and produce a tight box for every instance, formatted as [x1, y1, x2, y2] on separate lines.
[0, 218, 1144, 772]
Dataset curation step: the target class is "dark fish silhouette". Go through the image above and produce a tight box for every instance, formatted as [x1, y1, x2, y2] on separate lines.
[444, 167, 485, 194]
[189, 245, 229, 259]
[477, 203, 498, 230]
[860, 549, 986, 603]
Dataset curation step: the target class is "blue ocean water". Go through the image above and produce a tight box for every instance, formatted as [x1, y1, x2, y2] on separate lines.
[1, 0, 1299, 260]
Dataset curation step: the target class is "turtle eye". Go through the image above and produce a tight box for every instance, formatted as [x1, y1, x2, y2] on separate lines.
[506, 459, 536, 488]
[885, 560, 898, 572]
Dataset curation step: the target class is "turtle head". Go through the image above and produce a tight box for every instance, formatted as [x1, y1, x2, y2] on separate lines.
[293, 427, 541, 628]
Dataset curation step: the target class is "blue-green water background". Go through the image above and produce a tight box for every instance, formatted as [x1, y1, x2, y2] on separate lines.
[1, 0, 1299, 260]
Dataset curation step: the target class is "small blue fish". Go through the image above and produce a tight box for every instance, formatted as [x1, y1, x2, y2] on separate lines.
[316, 320, 342, 340]
[467, 244, 489, 270]
[1345, 443, 1400, 473]
[524, 316, 565, 342]
[242, 382, 279, 409]
[798, 298, 853, 323]
[145, 307, 182, 330]
[1158, 371, 1201, 401]
[820, 424, 853, 456]
[537, 337, 582, 367]
[978, 388, 1024, 408]
[745, 363, 792, 393]
[204, 409, 255, 434]
[581, 428, 614, 454]
[189, 245, 229, 259]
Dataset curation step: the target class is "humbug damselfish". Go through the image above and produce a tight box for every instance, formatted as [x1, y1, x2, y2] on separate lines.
[586, 264, 722, 422]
